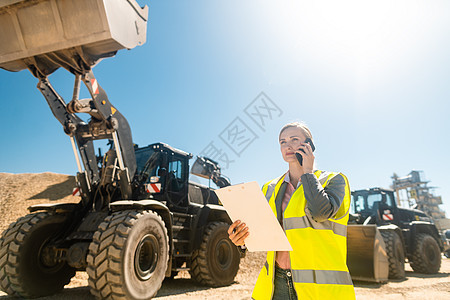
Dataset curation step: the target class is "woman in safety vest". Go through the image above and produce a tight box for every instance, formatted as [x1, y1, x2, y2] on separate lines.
[228, 122, 356, 300]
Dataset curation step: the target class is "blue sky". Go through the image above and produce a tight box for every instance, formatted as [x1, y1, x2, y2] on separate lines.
[1, 0, 449, 216]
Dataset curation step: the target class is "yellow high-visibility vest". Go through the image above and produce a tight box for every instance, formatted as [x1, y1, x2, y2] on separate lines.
[252, 170, 355, 300]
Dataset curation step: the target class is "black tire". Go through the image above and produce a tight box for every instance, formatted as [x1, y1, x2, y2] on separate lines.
[380, 231, 405, 279]
[0, 230, 15, 295]
[86, 210, 169, 299]
[409, 233, 441, 274]
[190, 222, 240, 287]
[0, 212, 76, 298]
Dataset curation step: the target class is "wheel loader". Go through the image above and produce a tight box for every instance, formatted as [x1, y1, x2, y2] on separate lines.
[347, 187, 443, 282]
[0, 1, 241, 299]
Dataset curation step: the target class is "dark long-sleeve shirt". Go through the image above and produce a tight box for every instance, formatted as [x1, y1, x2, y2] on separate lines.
[301, 172, 346, 222]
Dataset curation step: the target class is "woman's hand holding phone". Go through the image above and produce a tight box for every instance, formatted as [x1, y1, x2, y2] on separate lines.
[295, 138, 315, 174]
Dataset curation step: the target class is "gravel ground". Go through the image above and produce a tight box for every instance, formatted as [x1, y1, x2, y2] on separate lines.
[0, 172, 449, 299]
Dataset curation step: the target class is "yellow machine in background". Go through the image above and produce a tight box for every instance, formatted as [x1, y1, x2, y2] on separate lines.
[347, 224, 389, 282]
[347, 188, 444, 283]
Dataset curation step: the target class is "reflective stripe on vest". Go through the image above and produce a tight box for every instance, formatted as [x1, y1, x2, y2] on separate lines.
[284, 216, 347, 237]
[292, 269, 353, 285]
[252, 170, 355, 300]
[263, 175, 283, 202]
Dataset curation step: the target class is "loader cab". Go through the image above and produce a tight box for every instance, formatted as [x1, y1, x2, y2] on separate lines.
[135, 143, 192, 210]
[351, 188, 398, 225]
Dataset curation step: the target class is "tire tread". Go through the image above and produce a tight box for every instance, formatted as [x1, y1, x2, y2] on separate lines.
[380, 231, 405, 279]
[189, 222, 239, 287]
[0, 212, 75, 297]
[409, 233, 441, 274]
[87, 210, 168, 299]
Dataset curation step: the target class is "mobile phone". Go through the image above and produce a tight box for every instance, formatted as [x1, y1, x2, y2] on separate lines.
[295, 138, 315, 166]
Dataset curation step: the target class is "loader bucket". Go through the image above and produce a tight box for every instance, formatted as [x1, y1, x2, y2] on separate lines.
[347, 224, 389, 282]
[0, 0, 148, 75]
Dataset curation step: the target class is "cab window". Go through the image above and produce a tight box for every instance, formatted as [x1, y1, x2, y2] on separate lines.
[367, 194, 382, 210]
[169, 159, 184, 180]
[167, 157, 186, 192]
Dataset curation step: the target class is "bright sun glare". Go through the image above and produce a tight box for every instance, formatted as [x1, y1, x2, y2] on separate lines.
[260, 0, 438, 88]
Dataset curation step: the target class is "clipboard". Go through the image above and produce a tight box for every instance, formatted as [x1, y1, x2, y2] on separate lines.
[214, 181, 292, 252]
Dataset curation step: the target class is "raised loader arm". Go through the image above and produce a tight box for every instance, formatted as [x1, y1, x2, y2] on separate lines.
[36, 70, 136, 203]
[0, 0, 148, 207]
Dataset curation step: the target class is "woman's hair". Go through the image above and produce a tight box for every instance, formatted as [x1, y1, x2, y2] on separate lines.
[279, 121, 313, 141]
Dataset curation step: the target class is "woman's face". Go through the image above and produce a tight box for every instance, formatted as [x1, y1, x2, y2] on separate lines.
[279, 126, 307, 163]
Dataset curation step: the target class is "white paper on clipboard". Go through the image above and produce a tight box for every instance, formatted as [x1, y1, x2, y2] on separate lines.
[214, 181, 292, 252]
